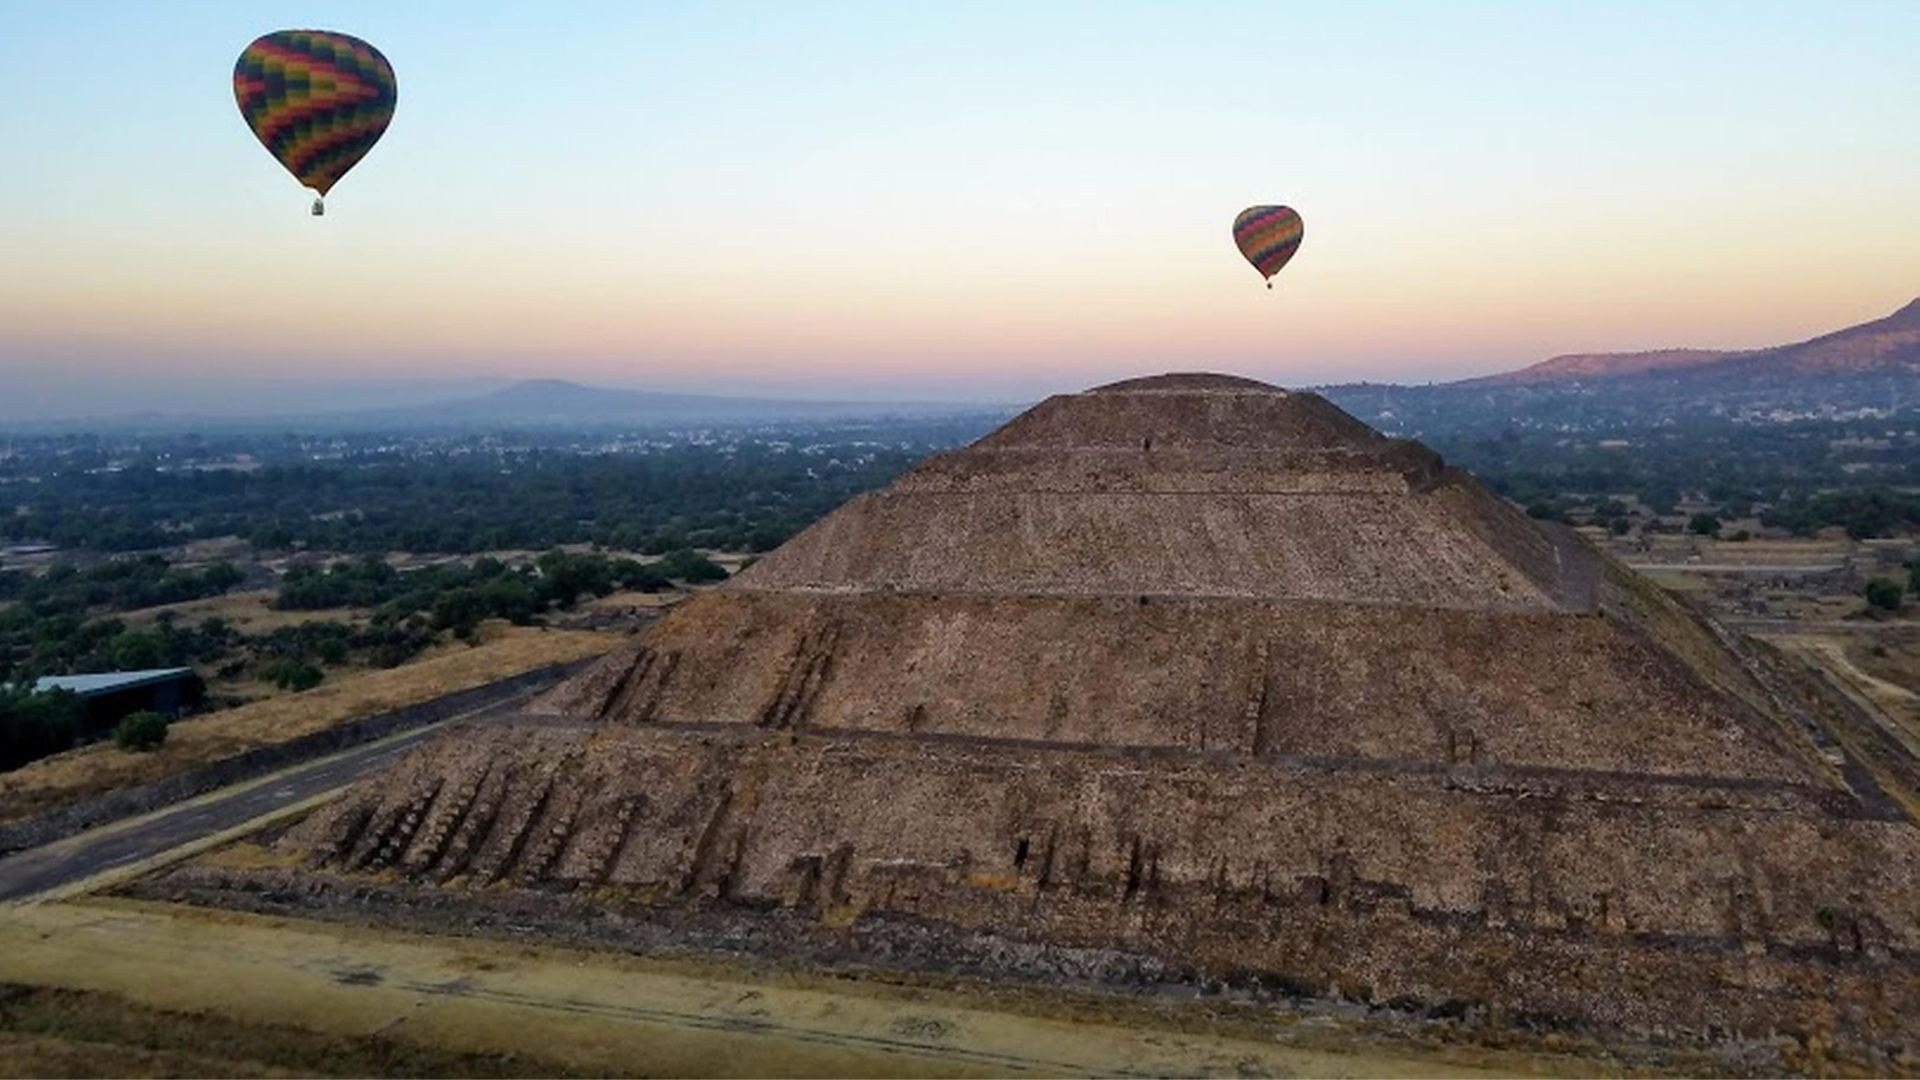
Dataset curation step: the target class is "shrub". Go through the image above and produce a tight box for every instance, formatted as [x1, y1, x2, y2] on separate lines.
[1864, 577, 1903, 612]
[1687, 513, 1721, 538]
[113, 710, 170, 752]
[259, 658, 325, 692]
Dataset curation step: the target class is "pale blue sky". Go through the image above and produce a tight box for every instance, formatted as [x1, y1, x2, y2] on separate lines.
[0, 1, 1915, 418]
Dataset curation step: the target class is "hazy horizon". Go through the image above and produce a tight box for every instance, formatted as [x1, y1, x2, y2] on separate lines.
[0, 372, 1027, 425]
[3, 1, 1916, 421]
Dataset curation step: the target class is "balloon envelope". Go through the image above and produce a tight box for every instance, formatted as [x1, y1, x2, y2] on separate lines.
[234, 30, 397, 197]
[1232, 206, 1304, 282]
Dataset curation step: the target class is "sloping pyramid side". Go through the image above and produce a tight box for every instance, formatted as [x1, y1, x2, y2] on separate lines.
[536, 377, 1821, 784]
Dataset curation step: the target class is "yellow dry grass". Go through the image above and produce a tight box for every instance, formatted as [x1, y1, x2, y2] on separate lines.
[0, 625, 619, 826]
[118, 589, 361, 634]
[0, 979, 541, 1078]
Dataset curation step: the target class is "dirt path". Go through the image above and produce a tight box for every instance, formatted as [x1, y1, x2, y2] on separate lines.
[0, 898, 1596, 1078]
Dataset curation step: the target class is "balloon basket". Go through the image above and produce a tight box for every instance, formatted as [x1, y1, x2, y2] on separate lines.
[311, 197, 325, 217]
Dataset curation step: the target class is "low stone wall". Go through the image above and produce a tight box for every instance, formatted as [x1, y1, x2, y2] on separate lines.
[0, 660, 590, 858]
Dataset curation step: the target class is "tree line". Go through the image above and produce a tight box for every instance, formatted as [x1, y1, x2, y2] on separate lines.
[2, 443, 925, 555]
[0, 547, 729, 772]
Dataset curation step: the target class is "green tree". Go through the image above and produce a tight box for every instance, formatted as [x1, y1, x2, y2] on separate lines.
[611, 558, 670, 593]
[1593, 498, 1631, 520]
[199, 560, 245, 593]
[0, 688, 87, 771]
[109, 628, 171, 670]
[1688, 513, 1722, 538]
[656, 548, 729, 584]
[112, 710, 170, 752]
[1864, 577, 1904, 613]
[478, 575, 540, 624]
[1640, 487, 1681, 516]
[430, 587, 487, 638]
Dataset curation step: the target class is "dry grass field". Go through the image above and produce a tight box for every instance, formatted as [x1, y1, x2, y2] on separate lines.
[0, 981, 546, 1078]
[0, 624, 620, 827]
[118, 589, 363, 635]
[0, 896, 1682, 1079]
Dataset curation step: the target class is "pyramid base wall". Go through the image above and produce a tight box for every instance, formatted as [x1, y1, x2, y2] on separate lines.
[235, 721, 1920, 1051]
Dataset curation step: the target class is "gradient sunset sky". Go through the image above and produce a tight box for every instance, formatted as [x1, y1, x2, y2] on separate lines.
[1, 1, 1915, 417]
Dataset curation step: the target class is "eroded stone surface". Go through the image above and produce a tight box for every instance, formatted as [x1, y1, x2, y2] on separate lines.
[251, 374, 1918, 1057]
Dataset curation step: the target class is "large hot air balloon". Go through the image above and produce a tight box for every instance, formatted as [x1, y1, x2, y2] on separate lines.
[1232, 205, 1304, 289]
[233, 30, 397, 216]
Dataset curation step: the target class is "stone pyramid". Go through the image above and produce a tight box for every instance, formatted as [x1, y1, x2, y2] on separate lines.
[255, 374, 1916, 1051]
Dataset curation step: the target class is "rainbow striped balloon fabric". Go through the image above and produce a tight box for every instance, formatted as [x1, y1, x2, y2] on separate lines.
[1232, 205, 1305, 286]
[234, 30, 397, 198]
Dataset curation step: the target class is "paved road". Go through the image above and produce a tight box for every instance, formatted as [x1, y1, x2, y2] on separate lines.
[1726, 618, 1882, 635]
[1624, 562, 1845, 574]
[0, 720, 452, 902]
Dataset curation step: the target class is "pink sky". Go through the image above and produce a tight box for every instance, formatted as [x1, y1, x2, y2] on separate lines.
[1, 2, 1915, 414]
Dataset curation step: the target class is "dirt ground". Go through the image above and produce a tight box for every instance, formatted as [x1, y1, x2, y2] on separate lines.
[0, 895, 1694, 1079]
[1765, 634, 1920, 757]
[1598, 530, 1915, 625]
[586, 588, 692, 612]
[0, 625, 620, 826]
[1847, 628, 1920, 698]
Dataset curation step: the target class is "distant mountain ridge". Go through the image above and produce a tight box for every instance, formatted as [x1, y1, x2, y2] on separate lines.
[1474, 297, 1920, 385]
[1318, 297, 1920, 435]
[7, 378, 1006, 433]
[404, 378, 858, 423]
[394, 378, 997, 426]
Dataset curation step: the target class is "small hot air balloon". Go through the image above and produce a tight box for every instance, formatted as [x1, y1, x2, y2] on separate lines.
[234, 30, 397, 216]
[1232, 205, 1304, 289]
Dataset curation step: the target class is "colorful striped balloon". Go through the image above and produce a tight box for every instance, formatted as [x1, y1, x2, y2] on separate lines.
[1232, 205, 1305, 288]
[234, 30, 397, 204]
